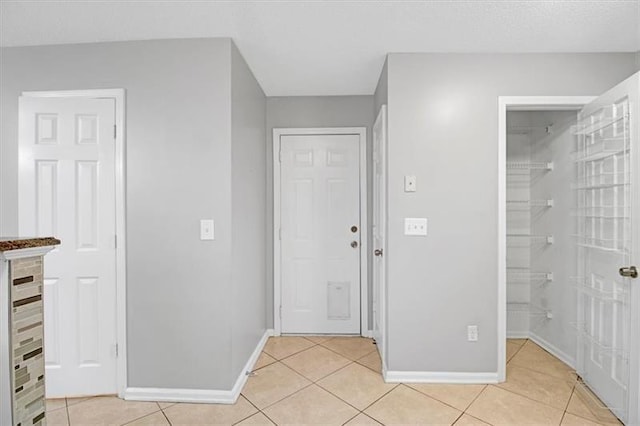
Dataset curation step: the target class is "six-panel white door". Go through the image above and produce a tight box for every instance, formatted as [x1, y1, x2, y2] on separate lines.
[19, 97, 118, 397]
[575, 72, 640, 425]
[372, 106, 388, 364]
[279, 134, 361, 334]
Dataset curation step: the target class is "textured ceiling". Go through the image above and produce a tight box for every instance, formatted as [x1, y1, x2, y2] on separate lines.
[1, 1, 638, 96]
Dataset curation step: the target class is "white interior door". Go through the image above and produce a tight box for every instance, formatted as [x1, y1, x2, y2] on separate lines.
[19, 96, 118, 397]
[574, 72, 639, 425]
[279, 133, 361, 334]
[372, 106, 387, 365]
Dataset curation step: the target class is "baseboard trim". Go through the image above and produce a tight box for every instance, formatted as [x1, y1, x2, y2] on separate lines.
[124, 328, 273, 404]
[528, 332, 575, 369]
[507, 331, 529, 339]
[384, 370, 499, 384]
[362, 330, 374, 338]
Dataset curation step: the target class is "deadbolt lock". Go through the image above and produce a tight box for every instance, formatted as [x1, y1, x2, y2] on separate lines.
[619, 266, 638, 278]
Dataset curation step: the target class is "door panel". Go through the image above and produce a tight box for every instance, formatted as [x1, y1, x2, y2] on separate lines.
[280, 134, 361, 334]
[372, 106, 388, 366]
[575, 72, 639, 424]
[19, 97, 117, 397]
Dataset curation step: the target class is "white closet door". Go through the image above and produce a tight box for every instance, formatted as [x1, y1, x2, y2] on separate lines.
[279, 134, 361, 334]
[19, 97, 118, 397]
[372, 106, 387, 362]
[574, 72, 639, 424]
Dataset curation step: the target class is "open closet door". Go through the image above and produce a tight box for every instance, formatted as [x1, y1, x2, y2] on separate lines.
[574, 71, 639, 425]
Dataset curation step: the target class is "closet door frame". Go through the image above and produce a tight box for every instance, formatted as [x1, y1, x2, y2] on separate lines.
[497, 96, 595, 382]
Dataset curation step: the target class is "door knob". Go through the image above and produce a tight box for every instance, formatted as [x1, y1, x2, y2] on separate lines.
[374, 249, 383, 257]
[351, 241, 359, 248]
[619, 266, 638, 278]
[351, 226, 358, 233]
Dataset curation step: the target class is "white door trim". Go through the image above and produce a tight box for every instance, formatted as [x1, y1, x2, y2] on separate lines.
[21, 89, 127, 397]
[273, 127, 368, 336]
[497, 96, 595, 382]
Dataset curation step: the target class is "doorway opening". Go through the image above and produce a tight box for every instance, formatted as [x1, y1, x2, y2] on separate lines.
[498, 90, 639, 425]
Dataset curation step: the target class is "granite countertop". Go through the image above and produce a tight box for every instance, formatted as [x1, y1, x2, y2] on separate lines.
[0, 237, 61, 252]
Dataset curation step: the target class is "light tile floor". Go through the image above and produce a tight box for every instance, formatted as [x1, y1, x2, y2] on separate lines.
[46, 337, 622, 425]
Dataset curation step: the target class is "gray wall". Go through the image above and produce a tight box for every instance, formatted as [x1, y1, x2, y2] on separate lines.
[0, 38, 240, 390]
[529, 110, 579, 362]
[385, 53, 637, 373]
[265, 96, 374, 329]
[374, 58, 388, 115]
[230, 42, 267, 379]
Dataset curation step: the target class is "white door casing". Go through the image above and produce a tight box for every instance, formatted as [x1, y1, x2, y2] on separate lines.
[372, 106, 388, 368]
[274, 128, 367, 335]
[19, 96, 118, 397]
[575, 72, 640, 425]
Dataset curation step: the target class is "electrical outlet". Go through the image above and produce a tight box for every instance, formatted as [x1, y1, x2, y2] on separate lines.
[404, 218, 428, 236]
[467, 325, 478, 342]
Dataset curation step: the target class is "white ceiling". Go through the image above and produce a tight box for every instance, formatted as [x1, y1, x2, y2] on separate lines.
[1, 1, 639, 96]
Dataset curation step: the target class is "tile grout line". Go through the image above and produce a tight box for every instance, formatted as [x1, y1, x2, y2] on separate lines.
[160, 407, 173, 426]
[405, 382, 487, 415]
[484, 383, 572, 413]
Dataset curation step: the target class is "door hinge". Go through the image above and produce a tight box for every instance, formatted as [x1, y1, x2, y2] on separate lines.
[114, 343, 119, 357]
[279, 228, 282, 240]
[279, 305, 282, 319]
[114, 235, 117, 249]
[113, 124, 117, 139]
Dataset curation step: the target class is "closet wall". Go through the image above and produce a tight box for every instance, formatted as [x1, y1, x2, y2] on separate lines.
[506, 110, 579, 364]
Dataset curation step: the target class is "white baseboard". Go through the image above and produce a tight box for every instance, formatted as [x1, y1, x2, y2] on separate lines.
[528, 332, 575, 369]
[362, 330, 374, 338]
[384, 370, 499, 384]
[507, 331, 530, 339]
[124, 328, 273, 404]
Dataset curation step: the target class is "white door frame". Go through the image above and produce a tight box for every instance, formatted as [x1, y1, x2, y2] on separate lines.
[497, 96, 595, 382]
[273, 127, 368, 336]
[21, 89, 127, 397]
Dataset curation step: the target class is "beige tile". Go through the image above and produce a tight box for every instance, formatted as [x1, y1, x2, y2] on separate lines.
[46, 398, 67, 412]
[508, 338, 527, 347]
[241, 362, 311, 409]
[566, 384, 622, 425]
[466, 385, 564, 425]
[407, 383, 485, 411]
[303, 335, 335, 344]
[157, 401, 176, 409]
[507, 341, 522, 362]
[66, 396, 93, 407]
[262, 336, 315, 360]
[364, 385, 461, 425]
[46, 407, 70, 426]
[263, 384, 358, 425]
[235, 412, 276, 425]
[510, 341, 577, 381]
[356, 350, 382, 374]
[125, 411, 170, 425]
[496, 363, 574, 409]
[253, 352, 277, 370]
[454, 413, 491, 425]
[317, 362, 396, 410]
[163, 396, 256, 425]
[344, 412, 383, 425]
[561, 412, 603, 425]
[281, 345, 351, 381]
[67, 396, 160, 426]
[321, 336, 376, 360]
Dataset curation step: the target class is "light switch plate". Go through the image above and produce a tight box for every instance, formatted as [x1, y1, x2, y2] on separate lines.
[404, 218, 427, 236]
[200, 219, 215, 240]
[404, 175, 417, 192]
